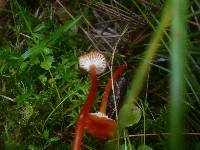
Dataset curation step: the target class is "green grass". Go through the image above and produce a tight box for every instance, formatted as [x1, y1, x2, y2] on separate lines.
[0, 0, 200, 149]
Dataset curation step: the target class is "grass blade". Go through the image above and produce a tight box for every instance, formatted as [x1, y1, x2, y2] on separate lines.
[118, 1, 172, 129]
[21, 15, 82, 59]
[169, 0, 188, 149]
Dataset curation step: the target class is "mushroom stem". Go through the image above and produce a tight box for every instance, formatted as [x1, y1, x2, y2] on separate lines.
[99, 65, 127, 113]
[80, 65, 97, 115]
[73, 65, 97, 150]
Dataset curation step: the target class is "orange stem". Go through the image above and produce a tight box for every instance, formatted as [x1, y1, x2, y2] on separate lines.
[72, 66, 97, 150]
[99, 65, 127, 113]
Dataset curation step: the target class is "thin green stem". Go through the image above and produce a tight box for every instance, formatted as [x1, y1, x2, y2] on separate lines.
[41, 54, 61, 104]
[43, 89, 78, 130]
[170, 0, 188, 149]
[125, 1, 171, 106]
[141, 102, 146, 147]
[132, 0, 170, 51]
[48, 70, 62, 103]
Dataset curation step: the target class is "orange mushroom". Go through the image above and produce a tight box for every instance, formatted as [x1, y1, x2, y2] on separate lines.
[84, 112, 117, 139]
[84, 65, 127, 140]
[72, 51, 107, 150]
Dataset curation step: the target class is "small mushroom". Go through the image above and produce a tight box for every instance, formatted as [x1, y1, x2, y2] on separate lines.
[84, 65, 127, 140]
[84, 112, 117, 139]
[73, 51, 107, 150]
[78, 51, 107, 75]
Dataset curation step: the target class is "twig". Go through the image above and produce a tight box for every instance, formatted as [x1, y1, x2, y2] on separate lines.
[107, 132, 200, 142]
[0, 95, 15, 102]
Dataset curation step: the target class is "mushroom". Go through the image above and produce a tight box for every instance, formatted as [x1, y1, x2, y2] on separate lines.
[84, 65, 127, 140]
[84, 112, 117, 139]
[73, 51, 107, 150]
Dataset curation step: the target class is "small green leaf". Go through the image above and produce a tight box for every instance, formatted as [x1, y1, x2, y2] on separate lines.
[49, 137, 60, 142]
[16, 93, 32, 103]
[20, 61, 29, 71]
[28, 145, 40, 150]
[119, 104, 142, 129]
[38, 75, 47, 85]
[29, 57, 40, 65]
[137, 145, 153, 150]
[33, 22, 46, 33]
[48, 78, 56, 85]
[40, 56, 54, 70]
[42, 130, 49, 140]
[43, 47, 52, 55]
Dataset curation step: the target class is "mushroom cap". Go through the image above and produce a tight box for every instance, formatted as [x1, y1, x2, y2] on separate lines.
[84, 112, 117, 139]
[78, 51, 107, 75]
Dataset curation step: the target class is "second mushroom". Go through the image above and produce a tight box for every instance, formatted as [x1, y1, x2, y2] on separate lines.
[73, 51, 107, 150]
